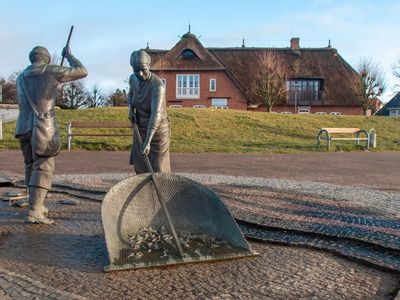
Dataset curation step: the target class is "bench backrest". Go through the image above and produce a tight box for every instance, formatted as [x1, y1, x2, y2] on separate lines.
[70, 121, 132, 128]
[321, 127, 360, 134]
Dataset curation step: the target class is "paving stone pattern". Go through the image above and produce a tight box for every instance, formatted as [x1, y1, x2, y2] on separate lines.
[213, 185, 400, 250]
[50, 173, 400, 270]
[0, 172, 399, 299]
[0, 192, 398, 300]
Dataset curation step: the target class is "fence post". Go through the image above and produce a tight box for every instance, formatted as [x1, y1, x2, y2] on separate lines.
[67, 122, 72, 150]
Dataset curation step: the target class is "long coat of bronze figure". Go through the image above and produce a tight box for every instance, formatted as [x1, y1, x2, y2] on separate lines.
[15, 46, 87, 224]
[128, 50, 171, 174]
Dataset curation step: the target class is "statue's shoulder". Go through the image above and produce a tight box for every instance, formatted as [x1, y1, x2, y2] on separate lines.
[45, 64, 67, 77]
[45, 64, 60, 72]
[150, 73, 163, 87]
[129, 73, 138, 86]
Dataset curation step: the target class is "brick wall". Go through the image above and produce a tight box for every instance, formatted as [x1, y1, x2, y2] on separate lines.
[153, 70, 247, 109]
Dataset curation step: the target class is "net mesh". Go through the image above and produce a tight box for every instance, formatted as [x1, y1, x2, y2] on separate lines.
[101, 173, 254, 271]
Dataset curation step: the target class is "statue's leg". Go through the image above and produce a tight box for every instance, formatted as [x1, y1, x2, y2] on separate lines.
[150, 124, 171, 173]
[130, 130, 147, 174]
[26, 156, 55, 224]
[26, 186, 54, 224]
[18, 133, 33, 187]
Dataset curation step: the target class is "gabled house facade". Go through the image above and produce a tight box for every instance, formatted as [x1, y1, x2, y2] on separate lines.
[375, 92, 400, 116]
[147, 32, 363, 115]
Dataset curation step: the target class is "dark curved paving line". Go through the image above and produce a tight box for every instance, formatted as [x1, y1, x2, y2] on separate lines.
[239, 222, 400, 273]
[212, 185, 400, 252]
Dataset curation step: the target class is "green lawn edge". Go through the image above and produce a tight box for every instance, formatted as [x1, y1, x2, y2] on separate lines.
[1, 107, 399, 153]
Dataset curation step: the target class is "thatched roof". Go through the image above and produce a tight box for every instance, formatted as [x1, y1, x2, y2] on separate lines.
[147, 34, 360, 106]
[150, 33, 225, 71]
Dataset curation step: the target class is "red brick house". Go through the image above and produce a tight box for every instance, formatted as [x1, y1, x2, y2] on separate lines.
[147, 32, 363, 115]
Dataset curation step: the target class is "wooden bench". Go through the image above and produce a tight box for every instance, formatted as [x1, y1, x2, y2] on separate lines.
[67, 121, 132, 150]
[317, 127, 376, 150]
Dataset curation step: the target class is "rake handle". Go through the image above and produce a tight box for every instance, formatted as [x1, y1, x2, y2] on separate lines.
[133, 122, 185, 257]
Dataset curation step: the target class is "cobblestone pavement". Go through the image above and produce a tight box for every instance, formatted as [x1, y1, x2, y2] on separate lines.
[1, 170, 400, 299]
[20, 172, 400, 271]
[0, 188, 399, 300]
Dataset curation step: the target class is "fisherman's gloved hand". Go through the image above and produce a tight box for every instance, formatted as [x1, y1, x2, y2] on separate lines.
[62, 46, 72, 58]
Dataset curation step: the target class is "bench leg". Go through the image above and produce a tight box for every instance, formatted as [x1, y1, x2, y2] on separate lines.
[317, 130, 330, 150]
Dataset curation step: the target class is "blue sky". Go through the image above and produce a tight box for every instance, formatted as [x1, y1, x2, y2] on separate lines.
[0, 0, 399, 102]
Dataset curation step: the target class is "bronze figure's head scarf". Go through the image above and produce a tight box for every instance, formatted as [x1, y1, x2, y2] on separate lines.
[130, 50, 151, 68]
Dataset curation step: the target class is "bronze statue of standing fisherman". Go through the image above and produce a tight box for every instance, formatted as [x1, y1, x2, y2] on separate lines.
[127, 50, 171, 173]
[15, 41, 87, 224]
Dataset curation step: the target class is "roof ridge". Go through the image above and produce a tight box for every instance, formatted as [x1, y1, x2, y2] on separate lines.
[208, 47, 337, 51]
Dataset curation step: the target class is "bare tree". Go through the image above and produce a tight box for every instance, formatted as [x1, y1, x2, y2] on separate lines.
[59, 80, 87, 109]
[1, 79, 15, 103]
[85, 85, 109, 107]
[253, 51, 289, 112]
[355, 57, 386, 116]
[0, 71, 21, 103]
[50, 52, 61, 65]
[108, 88, 127, 106]
[8, 71, 21, 83]
[393, 55, 400, 90]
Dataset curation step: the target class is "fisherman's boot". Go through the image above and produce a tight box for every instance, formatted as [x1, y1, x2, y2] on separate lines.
[31, 187, 49, 216]
[42, 205, 49, 216]
[26, 186, 54, 224]
[17, 187, 48, 214]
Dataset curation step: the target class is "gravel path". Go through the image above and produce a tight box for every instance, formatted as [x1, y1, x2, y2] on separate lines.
[53, 172, 400, 216]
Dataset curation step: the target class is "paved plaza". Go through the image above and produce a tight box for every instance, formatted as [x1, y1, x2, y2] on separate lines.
[0, 151, 399, 299]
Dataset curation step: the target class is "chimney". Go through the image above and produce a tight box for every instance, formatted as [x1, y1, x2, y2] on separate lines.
[290, 37, 300, 50]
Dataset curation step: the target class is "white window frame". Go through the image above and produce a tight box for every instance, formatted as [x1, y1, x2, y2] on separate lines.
[161, 78, 166, 87]
[176, 74, 200, 99]
[211, 98, 228, 108]
[298, 106, 310, 114]
[210, 78, 216, 92]
[389, 108, 400, 117]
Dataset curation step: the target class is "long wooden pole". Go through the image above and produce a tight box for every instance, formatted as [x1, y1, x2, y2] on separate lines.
[60, 25, 74, 66]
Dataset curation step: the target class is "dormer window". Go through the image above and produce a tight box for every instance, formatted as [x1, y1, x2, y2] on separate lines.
[181, 49, 198, 59]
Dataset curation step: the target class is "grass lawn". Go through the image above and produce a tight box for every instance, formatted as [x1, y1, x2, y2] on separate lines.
[1, 107, 399, 152]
